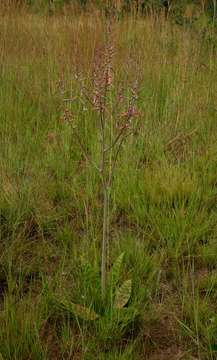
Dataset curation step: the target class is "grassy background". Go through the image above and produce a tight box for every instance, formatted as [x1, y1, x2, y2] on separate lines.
[0, 8, 217, 359]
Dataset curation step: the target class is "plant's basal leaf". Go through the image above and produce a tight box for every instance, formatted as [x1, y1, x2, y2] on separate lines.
[70, 303, 100, 320]
[59, 300, 100, 321]
[114, 279, 132, 309]
[110, 252, 125, 289]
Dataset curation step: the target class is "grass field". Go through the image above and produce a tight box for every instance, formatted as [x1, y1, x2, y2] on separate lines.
[0, 8, 217, 359]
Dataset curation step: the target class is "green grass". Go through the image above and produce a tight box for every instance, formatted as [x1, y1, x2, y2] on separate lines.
[0, 10, 217, 359]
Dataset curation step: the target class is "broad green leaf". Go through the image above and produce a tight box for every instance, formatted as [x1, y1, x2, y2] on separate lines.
[60, 300, 100, 320]
[114, 280, 132, 309]
[71, 303, 100, 320]
[110, 252, 125, 289]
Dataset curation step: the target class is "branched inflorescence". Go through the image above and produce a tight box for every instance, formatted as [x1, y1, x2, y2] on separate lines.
[60, 20, 140, 300]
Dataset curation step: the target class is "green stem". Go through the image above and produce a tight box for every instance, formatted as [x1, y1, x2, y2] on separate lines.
[101, 185, 109, 300]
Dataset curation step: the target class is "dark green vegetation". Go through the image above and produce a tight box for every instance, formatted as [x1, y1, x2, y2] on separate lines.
[0, 7, 217, 360]
[3, 0, 217, 21]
